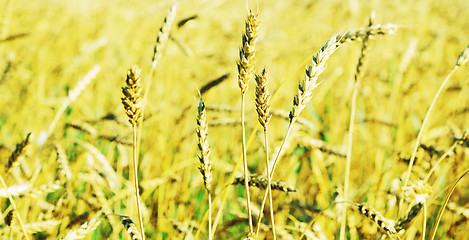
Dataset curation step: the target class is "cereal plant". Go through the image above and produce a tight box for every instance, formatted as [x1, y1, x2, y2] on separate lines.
[1, 1, 468, 239]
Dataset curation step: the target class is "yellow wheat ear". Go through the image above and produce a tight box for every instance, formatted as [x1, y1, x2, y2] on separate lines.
[122, 65, 143, 126]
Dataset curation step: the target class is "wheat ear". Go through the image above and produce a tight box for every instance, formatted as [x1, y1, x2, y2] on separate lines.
[395, 202, 423, 232]
[55, 143, 72, 185]
[400, 44, 469, 217]
[121, 216, 143, 240]
[355, 203, 397, 236]
[233, 175, 296, 192]
[7, 132, 31, 171]
[121, 65, 145, 240]
[151, 3, 177, 69]
[337, 23, 398, 46]
[236, 10, 259, 235]
[289, 34, 341, 122]
[59, 212, 104, 240]
[196, 98, 213, 240]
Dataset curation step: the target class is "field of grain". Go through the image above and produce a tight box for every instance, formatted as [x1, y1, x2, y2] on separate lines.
[1, 0, 468, 239]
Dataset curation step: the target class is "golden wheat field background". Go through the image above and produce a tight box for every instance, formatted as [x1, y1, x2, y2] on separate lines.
[1, 0, 468, 239]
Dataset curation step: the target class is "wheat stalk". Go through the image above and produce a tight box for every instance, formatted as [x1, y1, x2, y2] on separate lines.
[340, 15, 374, 240]
[0, 174, 29, 240]
[400, 44, 469, 219]
[236, 10, 260, 235]
[121, 65, 145, 240]
[429, 169, 469, 240]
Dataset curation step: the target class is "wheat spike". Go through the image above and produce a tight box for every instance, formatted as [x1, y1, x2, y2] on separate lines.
[355, 203, 397, 235]
[7, 132, 31, 170]
[121, 216, 143, 240]
[122, 65, 143, 126]
[395, 202, 423, 231]
[55, 143, 72, 184]
[456, 45, 469, 67]
[196, 98, 212, 191]
[337, 23, 398, 46]
[152, 4, 177, 68]
[60, 212, 104, 240]
[255, 68, 272, 129]
[4, 209, 13, 227]
[237, 11, 260, 94]
[289, 34, 341, 122]
[233, 175, 296, 192]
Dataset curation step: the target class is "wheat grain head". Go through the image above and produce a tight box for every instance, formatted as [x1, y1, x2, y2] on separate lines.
[122, 65, 143, 126]
[196, 98, 212, 191]
[237, 11, 260, 94]
[255, 68, 272, 129]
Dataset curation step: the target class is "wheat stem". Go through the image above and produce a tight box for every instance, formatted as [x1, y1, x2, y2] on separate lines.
[429, 169, 469, 240]
[236, 10, 259, 234]
[132, 125, 145, 240]
[208, 191, 212, 240]
[0, 173, 30, 240]
[254, 129, 276, 238]
[399, 66, 457, 215]
[401, 45, 468, 215]
[240, 94, 253, 232]
[340, 17, 372, 240]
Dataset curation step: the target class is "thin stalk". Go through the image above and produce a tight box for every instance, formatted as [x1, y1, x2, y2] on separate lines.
[257, 121, 294, 229]
[255, 129, 275, 238]
[429, 169, 469, 240]
[0, 173, 30, 240]
[241, 94, 253, 233]
[132, 125, 145, 240]
[340, 29, 370, 239]
[422, 202, 427, 240]
[339, 80, 360, 240]
[423, 142, 458, 183]
[399, 66, 458, 214]
[208, 191, 212, 240]
[204, 124, 261, 239]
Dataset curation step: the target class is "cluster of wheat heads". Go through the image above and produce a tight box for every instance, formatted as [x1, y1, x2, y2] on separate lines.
[191, 9, 469, 240]
[1, 2, 469, 239]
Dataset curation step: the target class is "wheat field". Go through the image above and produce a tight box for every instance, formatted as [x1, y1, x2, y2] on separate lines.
[1, 0, 468, 239]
